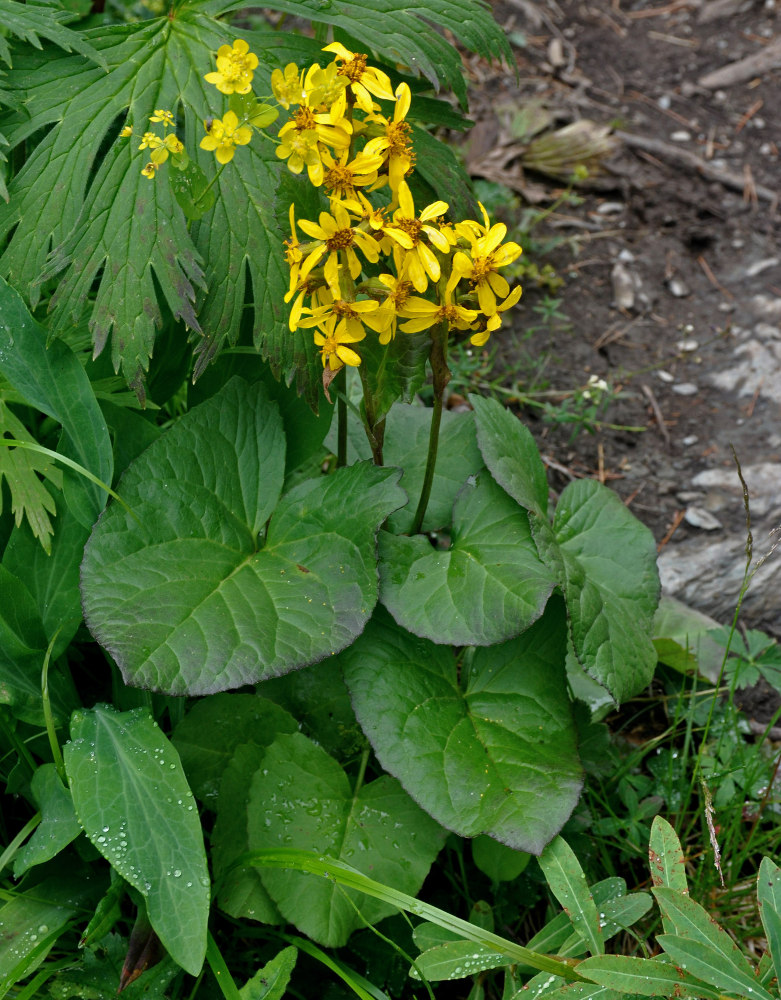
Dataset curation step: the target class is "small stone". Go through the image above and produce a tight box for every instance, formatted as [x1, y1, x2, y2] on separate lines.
[745, 257, 779, 278]
[618, 248, 635, 263]
[684, 506, 722, 530]
[657, 369, 675, 383]
[677, 490, 702, 502]
[596, 201, 625, 215]
[682, 435, 699, 446]
[671, 130, 692, 142]
[676, 338, 699, 352]
[672, 382, 699, 395]
[658, 95, 672, 110]
[667, 278, 690, 298]
[718, 301, 736, 312]
[611, 261, 637, 310]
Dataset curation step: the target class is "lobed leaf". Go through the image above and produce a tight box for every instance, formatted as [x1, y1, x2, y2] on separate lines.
[64, 704, 210, 975]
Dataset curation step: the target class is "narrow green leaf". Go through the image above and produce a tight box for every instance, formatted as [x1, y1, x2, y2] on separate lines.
[653, 887, 759, 980]
[81, 377, 407, 694]
[657, 934, 773, 1000]
[557, 893, 652, 955]
[0, 276, 113, 527]
[649, 816, 688, 895]
[340, 601, 582, 852]
[529, 985, 621, 1000]
[0, 870, 100, 995]
[240, 946, 297, 1000]
[242, 848, 582, 981]
[379, 472, 556, 646]
[539, 837, 603, 956]
[410, 939, 516, 981]
[757, 858, 781, 991]
[578, 955, 720, 999]
[13, 764, 81, 876]
[247, 732, 448, 947]
[64, 704, 210, 975]
[470, 393, 549, 517]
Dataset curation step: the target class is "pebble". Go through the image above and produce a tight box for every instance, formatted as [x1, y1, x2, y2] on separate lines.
[667, 279, 690, 298]
[672, 382, 699, 395]
[682, 435, 699, 446]
[671, 130, 692, 142]
[596, 201, 625, 215]
[677, 490, 702, 502]
[744, 257, 778, 278]
[657, 369, 675, 383]
[684, 506, 722, 530]
[676, 339, 699, 352]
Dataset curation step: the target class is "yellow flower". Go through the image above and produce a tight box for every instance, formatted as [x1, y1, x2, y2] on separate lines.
[199, 111, 253, 164]
[141, 161, 159, 180]
[148, 132, 185, 166]
[364, 82, 415, 191]
[470, 284, 522, 346]
[314, 315, 364, 370]
[205, 38, 259, 96]
[321, 148, 384, 200]
[390, 181, 451, 293]
[303, 61, 349, 118]
[276, 128, 324, 185]
[297, 200, 380, 296]
[138, 132, 163, 151]
[149, 109, 174, 128]
[399, 282, 479, 334]
[278, 103, 352, 155]
[119, 125, 133, 138]
[299, 294, 386, 341]
[451, 219, 522, 314]
[374, 271, 415, 344]
[321, 42, 396, 113]
[271, 63, 304, 108]
[341, 191, 412, 252]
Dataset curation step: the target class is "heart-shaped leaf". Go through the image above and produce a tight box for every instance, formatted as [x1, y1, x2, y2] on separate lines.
[379, 473, 555, 645]
[340, 601, 582, 852]
[247, 732, 447, 947]
[81, 377, 406, 695]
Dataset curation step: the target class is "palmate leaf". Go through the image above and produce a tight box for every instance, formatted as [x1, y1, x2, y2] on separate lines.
[0, 8, 290, 389]
[0, 0, 106, 70]
[0, 400, 61, 551]
[206, 0, 512, 110]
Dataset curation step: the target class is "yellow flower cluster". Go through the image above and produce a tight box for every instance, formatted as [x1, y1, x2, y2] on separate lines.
[119, 109, 186, 180]
[275, 44, 523, 373]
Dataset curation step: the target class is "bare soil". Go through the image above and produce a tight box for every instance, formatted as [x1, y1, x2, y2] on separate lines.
[457, 0, 781, 633]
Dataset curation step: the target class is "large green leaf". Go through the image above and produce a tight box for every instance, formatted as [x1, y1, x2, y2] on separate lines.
[212, 742, 283, 925]
[247, 732, 447, 947]
[471, 395, 659, 703]
[81, 377, 406, 695]
[379, 472, 555, 645]
[0, 276, 113, 528]
[340, 601, 582, 852]
[64, 704, 210, 976]
[173, 693, 298, 807]
[206, 0, 512, 110]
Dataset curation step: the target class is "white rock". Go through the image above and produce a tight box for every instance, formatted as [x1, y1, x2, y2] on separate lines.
[685, 506, 722, 531]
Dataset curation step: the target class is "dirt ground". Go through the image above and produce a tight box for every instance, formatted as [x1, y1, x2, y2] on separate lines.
[458, 0, 781, 633]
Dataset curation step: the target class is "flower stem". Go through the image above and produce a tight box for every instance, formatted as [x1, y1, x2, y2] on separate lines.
[411, 322, 450, 535]
[336, 367, 348, 468]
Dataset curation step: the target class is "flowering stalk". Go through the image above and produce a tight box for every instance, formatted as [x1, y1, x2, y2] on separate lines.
[410, 321, 450, 535]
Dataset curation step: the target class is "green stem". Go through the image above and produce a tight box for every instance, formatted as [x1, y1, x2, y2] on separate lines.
[411, 322, 450, 535]
[353, 746, 370, 797]
[0, 813, 41, 875]
[192, 162, 226, 209]
[41, 627, 66, 784]
[336, 367, 348, 468]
